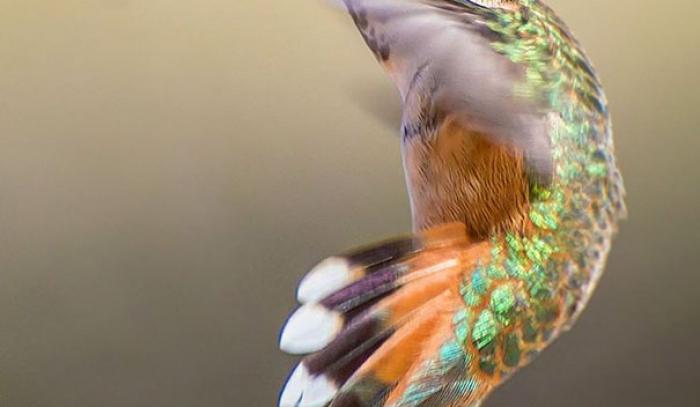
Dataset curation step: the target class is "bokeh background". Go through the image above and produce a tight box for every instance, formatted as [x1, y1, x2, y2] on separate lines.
[1, 0, 699, 406]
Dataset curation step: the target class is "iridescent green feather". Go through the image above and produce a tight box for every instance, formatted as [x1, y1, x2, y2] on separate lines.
[448, 0, 626, 388]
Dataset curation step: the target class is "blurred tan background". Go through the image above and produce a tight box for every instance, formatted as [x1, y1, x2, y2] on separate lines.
[0, 0, 699, 406]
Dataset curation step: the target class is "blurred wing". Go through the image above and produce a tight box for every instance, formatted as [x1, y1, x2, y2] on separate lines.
[341, 0, 552, 178]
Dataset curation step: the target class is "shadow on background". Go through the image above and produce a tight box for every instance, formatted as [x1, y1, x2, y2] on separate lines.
[0, 1, 698, 406]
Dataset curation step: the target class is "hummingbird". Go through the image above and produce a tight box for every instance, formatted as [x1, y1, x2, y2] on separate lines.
[278, 1, 625, 406]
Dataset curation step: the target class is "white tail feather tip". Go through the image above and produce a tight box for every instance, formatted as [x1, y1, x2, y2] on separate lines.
[279, 364, 308, 407]
[300, 374, 337, 406]
[297, 257, 353, 303]
[279, 364, 338, 407]
[279, 304, 343, 354]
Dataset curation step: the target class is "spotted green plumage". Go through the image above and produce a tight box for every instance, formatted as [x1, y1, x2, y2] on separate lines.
[446, 0, 625, 396]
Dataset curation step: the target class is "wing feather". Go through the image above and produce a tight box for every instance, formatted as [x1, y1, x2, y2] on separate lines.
[341, 0, 552, 177]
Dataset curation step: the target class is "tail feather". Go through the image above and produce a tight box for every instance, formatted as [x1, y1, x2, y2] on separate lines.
[297, 224, 468, 304]
[297, 237, 419, 304]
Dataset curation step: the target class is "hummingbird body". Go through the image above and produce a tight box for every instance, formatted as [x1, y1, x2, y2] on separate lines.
[279, 1, 625, 406]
